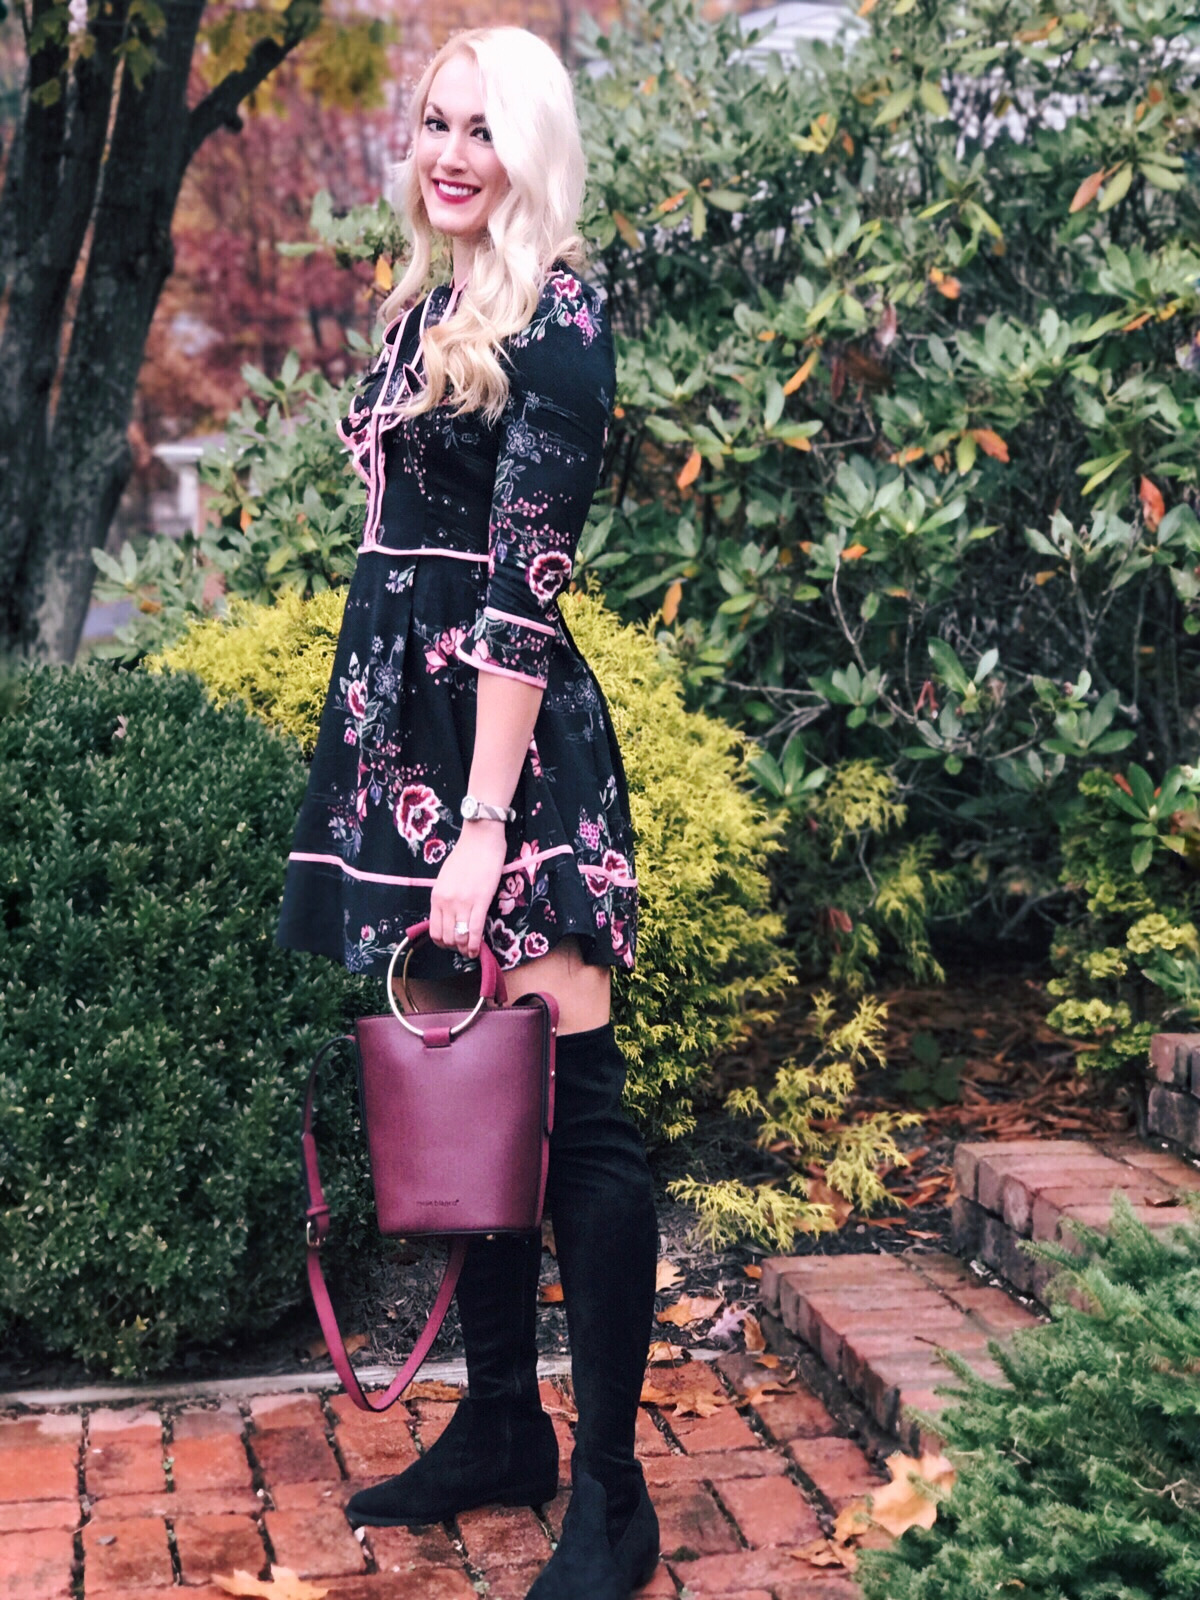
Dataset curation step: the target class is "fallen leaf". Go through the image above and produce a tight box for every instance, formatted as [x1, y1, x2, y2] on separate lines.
[306, 1332, 367, 1361]
[677, 449, 703, 490]
[539, 1281, 565, 1304]
[806, 1176, 854, 1228]
[834, 1451, 956, 1545]
[647, 1341, 688, 1364]
[665, 1387, 729, 1418]
[792, 1537, 858, 1572]
[708, 1304, 749, 1345]
[639, 1381, 672, 1407]
[743, 1264, 763, 1281]
[212, 1569, 328, 1600]
[405, 1381, 464, 1402]
[743, 1313, 766, 1353]
[655, 1260, 685, 1293]
[657, 1295, 723, 1327]
[753, 1352, 781, 1369]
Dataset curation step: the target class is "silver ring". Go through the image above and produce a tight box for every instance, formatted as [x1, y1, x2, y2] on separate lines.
[454, 920, 470, 936]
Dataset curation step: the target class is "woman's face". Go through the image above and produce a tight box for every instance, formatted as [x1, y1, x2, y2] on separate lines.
[416, 54, 509, 253]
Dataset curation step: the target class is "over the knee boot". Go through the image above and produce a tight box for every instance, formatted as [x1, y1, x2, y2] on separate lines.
[527, 1022, 660, 1597]
[346, 1230, 558, 1527]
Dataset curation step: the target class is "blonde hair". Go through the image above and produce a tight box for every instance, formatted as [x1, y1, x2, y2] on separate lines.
[381, 28, 588, 423]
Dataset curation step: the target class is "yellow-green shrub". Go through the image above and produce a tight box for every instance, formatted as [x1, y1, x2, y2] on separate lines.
[154, 588, 792, 1140]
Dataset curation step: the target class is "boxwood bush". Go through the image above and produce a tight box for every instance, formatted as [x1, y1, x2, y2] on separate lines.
[0, 665, 373, 1376]
[154, 585, 794, 1140]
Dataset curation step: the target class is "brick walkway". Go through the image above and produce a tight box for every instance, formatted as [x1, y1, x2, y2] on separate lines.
[1, 1363, 878, 1600]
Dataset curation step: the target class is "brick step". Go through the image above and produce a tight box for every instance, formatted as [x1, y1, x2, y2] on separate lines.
[759, 1251, 1041, 1452]
[1148, 1033, 1200, 1153]
[952, 1136, 1198, 1303]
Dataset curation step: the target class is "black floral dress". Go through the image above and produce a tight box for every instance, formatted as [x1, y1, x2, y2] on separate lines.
[276, 268, 638, 980]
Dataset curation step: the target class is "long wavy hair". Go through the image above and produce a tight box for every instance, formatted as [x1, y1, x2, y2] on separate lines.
[381, 28, 588, 423]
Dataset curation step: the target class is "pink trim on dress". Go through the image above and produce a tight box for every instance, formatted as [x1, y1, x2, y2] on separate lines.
[454, 644, 548, 689]
[289, 842, 574, 886]
[483, 606, 557, 636]
[358, 544, 488, 563]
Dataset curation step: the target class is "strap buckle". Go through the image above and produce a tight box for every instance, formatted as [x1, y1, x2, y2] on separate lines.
[306, 1219, 323, 1250]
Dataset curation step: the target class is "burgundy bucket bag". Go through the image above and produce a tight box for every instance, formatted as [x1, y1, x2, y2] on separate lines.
[301, 919, 559, 1412]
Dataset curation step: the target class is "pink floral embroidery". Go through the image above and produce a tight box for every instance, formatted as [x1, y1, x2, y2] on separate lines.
[361, 925, 375, 941]
[424, 626, 466, 674]
[356, 789, 369, 819]
[346, 679, 368, 719]
[518, 840, 542, 883]
[498, 872, 526, 915]
[528, 550, 572, 604]
[423, 837, 447, 864]
[601, 849, 635, 887]
[343, 728, 357, 746]
[581, 864, 609, 898]
[579, 816, 601, 851]
[524, 931, 549, 958]
[394, 784, 440, 848]
[486, 917, 521, 969]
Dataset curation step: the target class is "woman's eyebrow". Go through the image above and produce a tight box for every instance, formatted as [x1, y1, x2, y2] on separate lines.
[426, 102, 488, 125]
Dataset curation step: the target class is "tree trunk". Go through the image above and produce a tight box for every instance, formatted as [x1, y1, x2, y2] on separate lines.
[0, 0, 322, 662]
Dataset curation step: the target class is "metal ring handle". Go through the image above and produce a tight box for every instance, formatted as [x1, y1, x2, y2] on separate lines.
[385, 936, 487, 1039]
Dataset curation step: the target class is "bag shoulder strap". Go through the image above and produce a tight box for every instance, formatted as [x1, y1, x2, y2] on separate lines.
[301, 1036, 466, 1413]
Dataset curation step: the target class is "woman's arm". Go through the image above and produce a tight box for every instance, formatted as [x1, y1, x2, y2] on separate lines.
[428, 672, 543, 957]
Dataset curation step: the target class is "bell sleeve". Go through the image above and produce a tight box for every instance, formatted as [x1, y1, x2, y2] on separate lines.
[456, 275, 616, 689]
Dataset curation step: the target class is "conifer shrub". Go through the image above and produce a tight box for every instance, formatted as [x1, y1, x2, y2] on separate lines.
[859, 1194, 1200, 1600]
[0, 665, 373, 1376]
[154, 586, 794, 1140]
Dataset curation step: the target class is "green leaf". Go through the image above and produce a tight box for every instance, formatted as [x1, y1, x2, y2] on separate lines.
[1097, 162, 1133, 213]
[917, 79, 950, 118]
[872, 86, 915, 127]
[1131, 838, 1154, 874]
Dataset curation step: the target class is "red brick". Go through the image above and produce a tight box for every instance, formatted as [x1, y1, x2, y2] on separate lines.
[170, 1436, 253, 1494]
[327, 1394, 414, 1427]
[950, 1196, 985, 1258]
[249, 1428, 338, 1485]
[456, 1504, 550, 1568]
[305, 1574, 479, 1600]
[0, 1527, 74, 1599]
[1150, 1032, 1195, 1085]
[87, 1412, 161, 1444]
[642, 1451, 785, 1485]
[643, 1364, 723, 1399]
[472, 1565, 546, 1600]
[173, 1514, 266, 1585]
[977, 1149, 1109, 1213]
[88, 1489, 261, 1520]
[717, 1476, 820, 1546]
[270, 1481, 354, 1512]
[980, 1214, 1034, 1295]
[635, 1407, 669, 1458]
[904, 1251, 977, 1290]
[172, 1404, 244, 1441]
[82, 1517, 172, 1592]
[786, 1436, 885, 1508]
[247, 1395, 326, 1433]
[265, 1505, 366, 1578]
[334, 1419, 420, 1479]
[954, 1141, 1064, 1201]
[0, 1501, 79, 1534]
[762, 1254, 906, 1314]
[0, 1446, 78, 1504]
[1147, 1084, 1200, 1151]
[0, 1416, 82, 1450]
[665, 1406, 758, 1455]
[85, 1441, 167, 1500]
[668, 1547, 821, 1592]
[653, 1484, 739, 1559]
[364, 1522, 458, 1571]
[772, 1579, 862, 1600]
[1102, 1140, 1200, 1183]
[945, 1286, 1037, 1320]
[751, 1390, 838, 1443]
[409, 1401, 457, 1450]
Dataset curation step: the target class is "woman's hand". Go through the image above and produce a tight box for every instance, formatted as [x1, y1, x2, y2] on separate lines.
[429, 822, 509, 960]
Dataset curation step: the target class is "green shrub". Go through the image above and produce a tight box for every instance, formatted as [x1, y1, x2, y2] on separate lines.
[859, 1194, 1200, 1600]
[1046, 762, 1200, 1071]
[155, 586, 794, 1140]
[0, 665, 373, 1376]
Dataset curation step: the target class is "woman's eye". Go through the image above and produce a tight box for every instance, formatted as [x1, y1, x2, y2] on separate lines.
[424, 116, 446, 132]
[473, 127, 493, 143]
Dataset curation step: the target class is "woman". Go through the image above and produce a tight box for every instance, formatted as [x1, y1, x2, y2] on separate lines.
[276, 26, 660, 1600]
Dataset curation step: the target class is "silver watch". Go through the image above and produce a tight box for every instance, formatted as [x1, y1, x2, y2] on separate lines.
[461, 794, 516, 823]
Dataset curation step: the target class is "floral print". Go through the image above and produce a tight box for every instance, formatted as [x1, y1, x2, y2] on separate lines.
[277, 268, 637, 982]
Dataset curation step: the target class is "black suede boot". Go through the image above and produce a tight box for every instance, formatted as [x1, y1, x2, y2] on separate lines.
[346, 1231, 557, 1527]
[525, 1022, 660, 1597]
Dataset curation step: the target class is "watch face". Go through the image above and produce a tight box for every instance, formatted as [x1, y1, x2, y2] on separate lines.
[462, 796, 478, 818]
